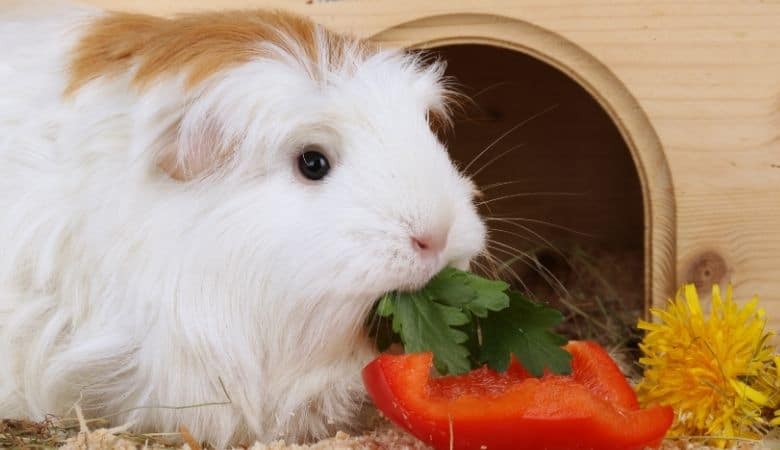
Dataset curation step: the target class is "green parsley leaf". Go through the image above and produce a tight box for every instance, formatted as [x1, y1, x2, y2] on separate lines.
[374, 268, 571, 377]
[426, 267, 510, 318]
[378, 291, 472, 375]
[376, 294, 396, 317]
[480, 292, 572, 376]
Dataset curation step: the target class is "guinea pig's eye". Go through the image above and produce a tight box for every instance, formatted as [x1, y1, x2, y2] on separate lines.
[297, 145, 331, 181]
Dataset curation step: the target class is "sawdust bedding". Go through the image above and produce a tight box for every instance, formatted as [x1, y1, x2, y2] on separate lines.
[4, 413, 772, 449]
[58, 424, 770, 450]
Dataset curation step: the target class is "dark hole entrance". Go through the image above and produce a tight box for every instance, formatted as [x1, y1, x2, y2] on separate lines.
[432, 44, 645, 367]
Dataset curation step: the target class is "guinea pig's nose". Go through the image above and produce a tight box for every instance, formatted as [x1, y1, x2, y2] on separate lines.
[411, 232, 447, 256]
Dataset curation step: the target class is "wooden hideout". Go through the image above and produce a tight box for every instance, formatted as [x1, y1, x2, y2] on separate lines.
[78, 0, 780, 339]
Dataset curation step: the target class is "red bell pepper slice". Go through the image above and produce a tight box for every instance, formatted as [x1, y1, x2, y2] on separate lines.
[362, 340, 673, 450]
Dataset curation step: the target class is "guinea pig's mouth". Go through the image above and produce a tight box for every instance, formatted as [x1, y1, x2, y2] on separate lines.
[383, 259, 468, 299]
[397, 266, 444, 293]
[391, 257, 472, 294]
[394, 276, 434, 294]
[365, 264, 458, 353]
[449, 257, 472, 272]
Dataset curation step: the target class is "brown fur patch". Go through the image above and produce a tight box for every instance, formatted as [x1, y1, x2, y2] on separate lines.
[65, 9, 454, 182]
[427, 89, 468, 143]
[66, 9, 372, 94]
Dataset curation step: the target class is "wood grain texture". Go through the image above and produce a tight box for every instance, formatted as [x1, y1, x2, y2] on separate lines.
[76, 0, 780, 336]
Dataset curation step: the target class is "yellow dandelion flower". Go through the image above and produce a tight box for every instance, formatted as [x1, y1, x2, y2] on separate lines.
[636, 284, 779, 446]
[772, 356, 780, 427]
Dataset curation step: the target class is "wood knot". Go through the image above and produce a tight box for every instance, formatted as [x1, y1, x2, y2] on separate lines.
[686, 251, 729, 291]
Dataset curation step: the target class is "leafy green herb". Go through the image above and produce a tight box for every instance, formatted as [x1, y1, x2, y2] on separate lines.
[375, 267, 572, 376]
[377, 291, 471, 374]
[480, 292, 572, 376]
[425, 268, 510, 317]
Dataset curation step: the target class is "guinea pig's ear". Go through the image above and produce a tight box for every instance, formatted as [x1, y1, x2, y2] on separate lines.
[156, 117, 235, 181]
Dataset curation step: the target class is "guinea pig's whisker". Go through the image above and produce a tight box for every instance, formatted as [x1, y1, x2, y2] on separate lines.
[481, 252, 504, 280]
[367, 291, 400, 350]
[486, 239, 562, 280]
[478, 250, 506, 281]
[470, 80, 518, 99]
[485, 241, 542, 282]
[487, 240, 569, 300]
[485, 244, 520, 279]
[477, 191, 582, 207]
[485, 218, 561, 255]
[482, 245, 532, 296]
[488, 227, 540, 246]
[487, 217, 581, 260]
[489, 227, 575, 271]
[523, 254, 571, 299]
[468, 257, 499, 281]
[352, 292, 386, 333]
[461, 104, 559, 176]
[469, 144, 526, 179]
[478, 180, 530, 192]
[486, 240, 538, 266]
[488, 216, 592, 238]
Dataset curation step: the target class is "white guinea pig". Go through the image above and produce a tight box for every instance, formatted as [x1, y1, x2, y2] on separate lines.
[0, 1, 486, 447]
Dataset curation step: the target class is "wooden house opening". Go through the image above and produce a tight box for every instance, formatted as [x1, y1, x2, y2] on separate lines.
[433, 44, 646, 350]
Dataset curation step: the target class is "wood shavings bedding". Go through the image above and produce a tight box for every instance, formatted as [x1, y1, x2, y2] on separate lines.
[55, 421, 772, 450]
[59, 425, 428, 450]
[3, 415, 772, 449]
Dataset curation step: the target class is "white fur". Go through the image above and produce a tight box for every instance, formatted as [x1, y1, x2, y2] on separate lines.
[0, 2, 486, 447]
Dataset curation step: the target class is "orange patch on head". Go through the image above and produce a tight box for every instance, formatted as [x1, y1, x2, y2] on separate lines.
[66, 9, 374, 94]
[65, 9, 456, 182]
[65, 9, 380, 181]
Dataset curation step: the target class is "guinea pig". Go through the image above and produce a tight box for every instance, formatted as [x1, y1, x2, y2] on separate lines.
[0, 1, 486, 447]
